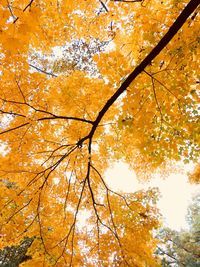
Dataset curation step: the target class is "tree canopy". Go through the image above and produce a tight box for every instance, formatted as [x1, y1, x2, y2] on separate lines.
[0, 0, 199, 266]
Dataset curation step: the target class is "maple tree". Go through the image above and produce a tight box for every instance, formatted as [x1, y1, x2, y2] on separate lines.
[0, 0, 199, 266]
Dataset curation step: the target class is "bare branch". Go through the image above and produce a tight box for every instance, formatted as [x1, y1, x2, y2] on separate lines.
[99, 0, 109, 12]
[6, 0, 16, 20]
[38, 115, 93, 124]
[14, 0, 34, 23]
[23, 0, 34, 12]
[52, 178, 87, 266]
[15, 79, 26, 103]
[0, 109, 26, 118]
[5, 198, 33, 224]
[0, 122, 30, 135]
[29, 63, 58, 77]
[110, 0, 142, 2]
[0, 98, 93, 126]
[144, 70, 179, 100]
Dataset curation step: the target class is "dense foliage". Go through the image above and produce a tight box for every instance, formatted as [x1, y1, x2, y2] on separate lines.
[0, 0, 199, 266]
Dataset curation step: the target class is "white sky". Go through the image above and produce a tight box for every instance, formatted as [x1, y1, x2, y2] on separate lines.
[105, 162, 200, 230]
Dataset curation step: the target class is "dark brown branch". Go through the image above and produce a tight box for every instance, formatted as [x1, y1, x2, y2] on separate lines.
[82, 134, 126, 261]
[144, 70, 179, 100]
[0, 109, 26, 118]
[132, 94, 150, 118]
[150, 77, 162, 117]
[6, 198, 33, 224]
[0, 122, 30, 135]
[38, 116, 93, 124]
[52, 179, 87, 265]
[29, 64, 58, 77]
[150, 76, 163, 139]
[0, 98, 93, 126]
[88, 0, 199, 140]
[16, 214, 37, 238]
[23, 0, 34, 12]
[37, 191, 49, 255]
[6, 0, 16, 20]
[14, 0, 34, 23]
[40, 144, 72, 166]
[90, 165, 130, 265]
[30, 146, 78, 189]
[110, 0, 142, 2]
[91, 164, 144, 216]
[15, 79, 26, 103]
[63, 166, 73, 221]
[99, 0, 109, 12]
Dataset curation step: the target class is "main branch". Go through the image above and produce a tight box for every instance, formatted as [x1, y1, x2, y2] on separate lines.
[89, 0, 199, 140]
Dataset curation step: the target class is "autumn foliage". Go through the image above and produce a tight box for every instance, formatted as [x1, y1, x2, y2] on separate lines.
[0, 0, 199, 266]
